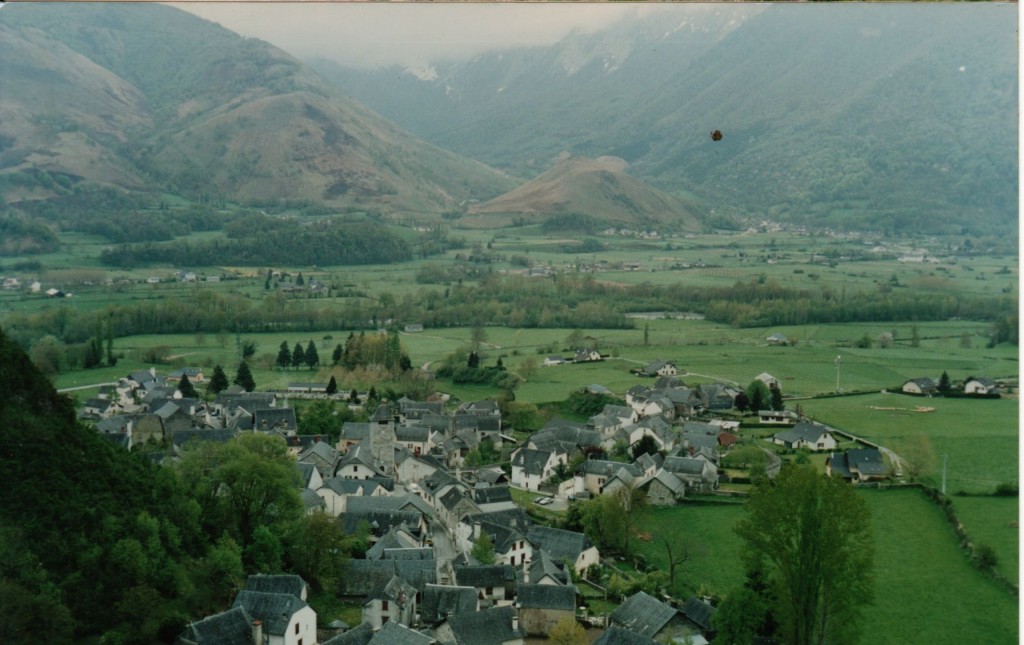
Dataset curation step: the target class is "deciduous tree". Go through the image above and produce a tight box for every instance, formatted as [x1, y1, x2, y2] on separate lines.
[471, 530, 496, 564]
[735, 464, 873, 645]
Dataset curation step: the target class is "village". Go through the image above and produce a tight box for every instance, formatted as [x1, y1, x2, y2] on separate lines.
[70, 348, 1008, 645]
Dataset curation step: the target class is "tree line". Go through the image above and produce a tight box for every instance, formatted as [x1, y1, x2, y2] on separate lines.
[99, 220, 414, 268]
[2, 271, 1016, 355]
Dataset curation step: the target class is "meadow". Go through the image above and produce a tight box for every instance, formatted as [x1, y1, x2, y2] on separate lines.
[632, 489, 1018, 644]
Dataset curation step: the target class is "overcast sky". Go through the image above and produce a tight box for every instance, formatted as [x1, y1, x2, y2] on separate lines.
[174, 3, 655, 69]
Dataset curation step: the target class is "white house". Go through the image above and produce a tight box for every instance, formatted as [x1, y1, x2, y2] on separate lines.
[964, 377, 998, 395]
[231, 590, 316, 645]
[510, 448, 565, 492]
[772, 421, 837, 451]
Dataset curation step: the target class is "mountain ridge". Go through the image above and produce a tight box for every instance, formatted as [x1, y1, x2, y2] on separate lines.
[311, 3, 1017, 236]
[0, 3, 518, 215]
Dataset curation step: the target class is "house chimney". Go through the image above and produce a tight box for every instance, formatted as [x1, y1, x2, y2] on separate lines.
[512, 612, 520, 632]
[522, 560, 530, 584]
[251, 619, 263, 645]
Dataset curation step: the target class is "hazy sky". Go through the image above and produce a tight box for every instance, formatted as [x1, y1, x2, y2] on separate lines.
[174, 3, 656, 69]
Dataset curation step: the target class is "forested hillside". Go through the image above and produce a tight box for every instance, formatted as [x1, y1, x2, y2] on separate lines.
[0, 328, 361, 643]
[314, 3, 1017, 237]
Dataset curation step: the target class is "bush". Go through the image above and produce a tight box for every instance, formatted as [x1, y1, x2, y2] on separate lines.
[994, 482, 1018, 496]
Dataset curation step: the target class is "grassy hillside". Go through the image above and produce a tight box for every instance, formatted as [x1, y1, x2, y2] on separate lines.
[465, 155, 704, 231]
[0, 3, 517, 215]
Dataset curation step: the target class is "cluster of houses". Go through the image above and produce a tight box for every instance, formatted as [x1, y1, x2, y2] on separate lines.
[86, 358, 980, 644]
[901, 375, 1002, 396]
[83, 367, 729, 644]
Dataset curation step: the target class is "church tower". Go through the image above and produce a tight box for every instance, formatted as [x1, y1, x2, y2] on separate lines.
[370, 401, 396, 474]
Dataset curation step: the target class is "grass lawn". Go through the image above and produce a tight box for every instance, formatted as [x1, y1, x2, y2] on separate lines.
[306, 590, 362, 628]
[950, 495, 1019, 581]
[633, 489, 1018, 644]
[799, 393, 1018, 494]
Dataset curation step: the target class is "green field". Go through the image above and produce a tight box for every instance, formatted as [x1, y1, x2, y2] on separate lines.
[799, 394, 1018, 494]
[633, 489, 1018, 644]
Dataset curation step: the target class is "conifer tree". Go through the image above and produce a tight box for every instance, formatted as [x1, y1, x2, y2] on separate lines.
[234, 361, 256, 392]
[326, 375, 338, 395]
[292, 343, 305, 371]
[305, 340, 319, 369]
[276, 341, 291, 370]
[178, 373, 199, 399]
[208, 364, 229, 394]
[331, 343, 343, 366]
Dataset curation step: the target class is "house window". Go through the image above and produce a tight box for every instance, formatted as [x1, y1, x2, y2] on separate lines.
[382, 616, 389, 624]
[382, 600, 389, 611]
[486, 587, 493, 596]
[354, 465, 358, 472]
[296, 623, 300, 635]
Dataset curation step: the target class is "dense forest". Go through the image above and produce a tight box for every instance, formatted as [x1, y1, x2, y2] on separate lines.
[98, 219, 418, 268]
[0, 328, 363, 643]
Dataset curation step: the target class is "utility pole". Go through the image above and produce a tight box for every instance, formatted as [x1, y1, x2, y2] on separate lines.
[834, 355, 842, 393]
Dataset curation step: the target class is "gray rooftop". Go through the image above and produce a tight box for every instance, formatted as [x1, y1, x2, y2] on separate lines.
[178, 605, 254, 645]
[517, 584, 577, 611]
[231, 590, 309, 637]
[609, 591, 678, 638]
[419, 584, 479, 625]
[445, 605, 523, 645]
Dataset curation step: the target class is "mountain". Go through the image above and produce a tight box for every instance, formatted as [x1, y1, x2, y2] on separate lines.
[465, 155, 703, 231]
[0, 3, 517, 215]
[312, 4, 1017, 236]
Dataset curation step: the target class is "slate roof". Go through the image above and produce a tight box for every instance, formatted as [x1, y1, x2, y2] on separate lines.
[641, 359, 676, 375]
[681, 596, 716, 631]
[371, 403, 394, 422]
[517, 584, 576, 611]
[445, 605, 523, 645]
[609, 591, 678, 638]
[526, 525, 594, 563]
[366, 524, 420, 560]
[322, 621, 374, 645]
[830, 448, 889, 479]
[215, 392, 276, 414]
[522, 549, 569, 585]
[638, 469, 686, 496]
[253, 407, 297, 432]
[341, 509, 422, 537]
[471, 486, 512, 505]
[396, 426, 431, 443]
[478, 521, 528, 555]
[178, 605, 255, 645]
[369, 620, 434, 645]
[773, 421, 831, 446]
[845, 448, 888, 476]
[340, 559, 436, 596]
[245, 574, 307, 599]
[368, 574, 417, 606]
[464, 507, 532, 535]
[577, 459, 642, 478]
[341, 422, 372, 442]
[296, 462, 318, 488]
[453, 564, 516, 589]
[301, 488, 325, 512]
[905, 377, 937, 390]
[347, 493, 432, 516]
[382, 547, 434, 561]
[420, 584, 479, 625]
[172, 428, 237, 449]
[231, 590, 309, 636]
[321, 477, 379, 496]
[511, 448, 554, 477]
[663, 456, 715, 478]
[592, 624, 659, 645]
